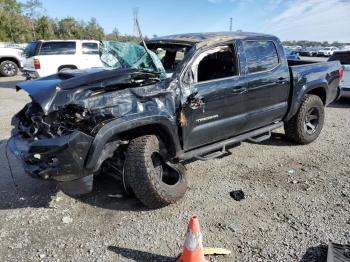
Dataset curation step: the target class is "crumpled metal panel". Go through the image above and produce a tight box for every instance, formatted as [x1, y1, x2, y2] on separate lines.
[100, 41, 166, 80]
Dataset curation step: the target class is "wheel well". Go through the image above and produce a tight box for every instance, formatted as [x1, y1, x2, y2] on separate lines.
[118, 124, 177, 158]
[58, 65, 77, 72]
[306, 87, 326, 104]
[0, 57, 20, 67]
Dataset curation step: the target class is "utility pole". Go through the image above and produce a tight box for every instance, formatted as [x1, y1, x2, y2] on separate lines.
[229, 17, 233, 32]
[133, 7, 139, 36]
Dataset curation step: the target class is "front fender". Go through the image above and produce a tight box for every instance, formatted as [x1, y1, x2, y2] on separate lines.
[85, 113, 181, 170]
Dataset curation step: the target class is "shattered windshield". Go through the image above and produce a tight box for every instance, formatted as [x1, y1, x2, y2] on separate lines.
[100, 41, 167, 79]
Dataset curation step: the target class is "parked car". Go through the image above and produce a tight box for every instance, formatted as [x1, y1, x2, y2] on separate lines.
[284, 47, 301, 60]
[298, 47, 317, 57]
[10, 32, 343, 208]
[0, 47, 23, 77]
[317, 47, 338, 57]
[329, 51, 350, 98]
[22, 40, 104, 79]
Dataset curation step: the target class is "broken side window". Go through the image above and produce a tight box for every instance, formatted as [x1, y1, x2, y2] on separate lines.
[193, 46, 239, 82]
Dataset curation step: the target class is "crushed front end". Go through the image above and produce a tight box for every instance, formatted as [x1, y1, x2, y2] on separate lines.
[10, 102, 94, 182]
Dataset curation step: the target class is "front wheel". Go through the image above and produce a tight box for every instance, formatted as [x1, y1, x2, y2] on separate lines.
[0, 60, 18, 77]
[284, 94, 325, 144]
[124, 135, 187, 209]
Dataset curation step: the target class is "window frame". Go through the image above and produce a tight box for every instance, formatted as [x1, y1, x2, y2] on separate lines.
[243, 40, 280, 75]
[38, 41, 77, 56]
[184, 44, 241, 85]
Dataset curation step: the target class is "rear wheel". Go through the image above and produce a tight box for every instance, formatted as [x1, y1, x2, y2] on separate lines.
[124, 135, 187, 209]
[284, 94, 324, 144]
[0, 60, 18, 77]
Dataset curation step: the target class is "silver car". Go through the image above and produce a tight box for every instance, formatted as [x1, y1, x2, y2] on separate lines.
[329, 51, 350, 98]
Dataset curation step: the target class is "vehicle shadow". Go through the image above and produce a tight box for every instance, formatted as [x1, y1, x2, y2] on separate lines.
[328, 97, 350, 108]
[107, 246, 175, 262]
[299, 244, 327, 262]
[74, 174, 149, 212]
[1, 138, 149, 211]
[0, 139, 58, 209]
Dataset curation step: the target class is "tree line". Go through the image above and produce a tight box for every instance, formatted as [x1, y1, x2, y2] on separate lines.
[0, 0, 140, 43]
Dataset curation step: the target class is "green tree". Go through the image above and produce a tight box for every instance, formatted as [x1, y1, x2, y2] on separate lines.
[57, 17, 85, 39]
[0, 0, 22, 41]
[84, 17, 104, 40]
[22, 0, 44, 39]
[35, 15, 56, 40]
[106, 27, 120, 40]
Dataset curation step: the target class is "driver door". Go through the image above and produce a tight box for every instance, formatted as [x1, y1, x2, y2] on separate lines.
[181, 43, 248, 151]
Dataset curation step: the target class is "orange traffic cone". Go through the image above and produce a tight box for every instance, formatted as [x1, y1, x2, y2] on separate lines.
[177, 216, 209, 262]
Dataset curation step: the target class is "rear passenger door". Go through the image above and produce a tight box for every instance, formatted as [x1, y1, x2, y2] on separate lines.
[240, 40, 290, 132]
[81, 42, 103, 68]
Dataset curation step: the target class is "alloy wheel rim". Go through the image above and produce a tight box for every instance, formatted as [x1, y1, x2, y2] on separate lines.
[304, 107, 319, 135]
[3, 63, 16, 75]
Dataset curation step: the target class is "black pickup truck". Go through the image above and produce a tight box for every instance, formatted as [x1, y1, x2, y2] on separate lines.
[9, 32, 343, 208]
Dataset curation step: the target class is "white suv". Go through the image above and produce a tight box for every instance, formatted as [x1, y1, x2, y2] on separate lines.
[0, 47, 23, 77]
[22, 40, 104, 79]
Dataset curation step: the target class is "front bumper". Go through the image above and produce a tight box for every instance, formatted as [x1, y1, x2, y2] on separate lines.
[9, 130, 93, 182]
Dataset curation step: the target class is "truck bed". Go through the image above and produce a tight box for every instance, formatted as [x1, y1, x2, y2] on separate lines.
[284, 59, 342, 121]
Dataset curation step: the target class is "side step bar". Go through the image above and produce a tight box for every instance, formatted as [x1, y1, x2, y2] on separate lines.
[180, 122, 283, 161]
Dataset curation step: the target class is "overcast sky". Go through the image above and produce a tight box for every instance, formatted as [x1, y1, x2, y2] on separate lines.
[36, 0, 350, 42]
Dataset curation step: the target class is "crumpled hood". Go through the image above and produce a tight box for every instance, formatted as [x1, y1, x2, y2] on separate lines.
[16, 68, 161, 113]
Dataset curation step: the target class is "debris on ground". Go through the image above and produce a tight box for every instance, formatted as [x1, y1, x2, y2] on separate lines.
[288, 169, 296, 176]
[230, 190, 245, 201]
[203, 247, 231, 256]
[62, 216, 73, 224]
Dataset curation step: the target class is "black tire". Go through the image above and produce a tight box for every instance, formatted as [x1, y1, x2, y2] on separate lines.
[0, 60, 18, 77]
[284, 94, 325, 144]
[124, 135, 187, 209]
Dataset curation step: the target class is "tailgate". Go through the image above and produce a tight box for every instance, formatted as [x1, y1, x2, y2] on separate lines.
[341, 65, 350, 88]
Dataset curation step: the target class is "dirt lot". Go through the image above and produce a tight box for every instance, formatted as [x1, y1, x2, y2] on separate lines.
[0, 73, 349, 262]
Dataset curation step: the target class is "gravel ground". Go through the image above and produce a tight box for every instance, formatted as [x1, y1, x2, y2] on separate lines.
[0, 73, 349, 262]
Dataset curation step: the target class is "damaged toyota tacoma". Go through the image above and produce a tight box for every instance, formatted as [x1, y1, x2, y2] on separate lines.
[9, 32, 343, 209]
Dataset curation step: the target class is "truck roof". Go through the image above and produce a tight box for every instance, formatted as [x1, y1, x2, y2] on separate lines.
[147, 31, 277, 46]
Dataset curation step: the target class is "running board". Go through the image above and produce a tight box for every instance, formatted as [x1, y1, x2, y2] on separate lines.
[180, 122, 283, 161]
[247, 131, 271, 143]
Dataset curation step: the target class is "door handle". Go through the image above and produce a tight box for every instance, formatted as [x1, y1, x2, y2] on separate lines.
[232, 87, 247, 95]
[276, 77, 287, 84]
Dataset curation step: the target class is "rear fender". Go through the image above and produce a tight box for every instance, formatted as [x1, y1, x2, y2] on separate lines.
[284, 80, 327, 122]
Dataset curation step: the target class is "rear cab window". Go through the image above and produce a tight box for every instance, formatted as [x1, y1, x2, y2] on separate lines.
[243, 40, 279, 73]
[39, 41, 76, 55]
[82, 42, 99, 55]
